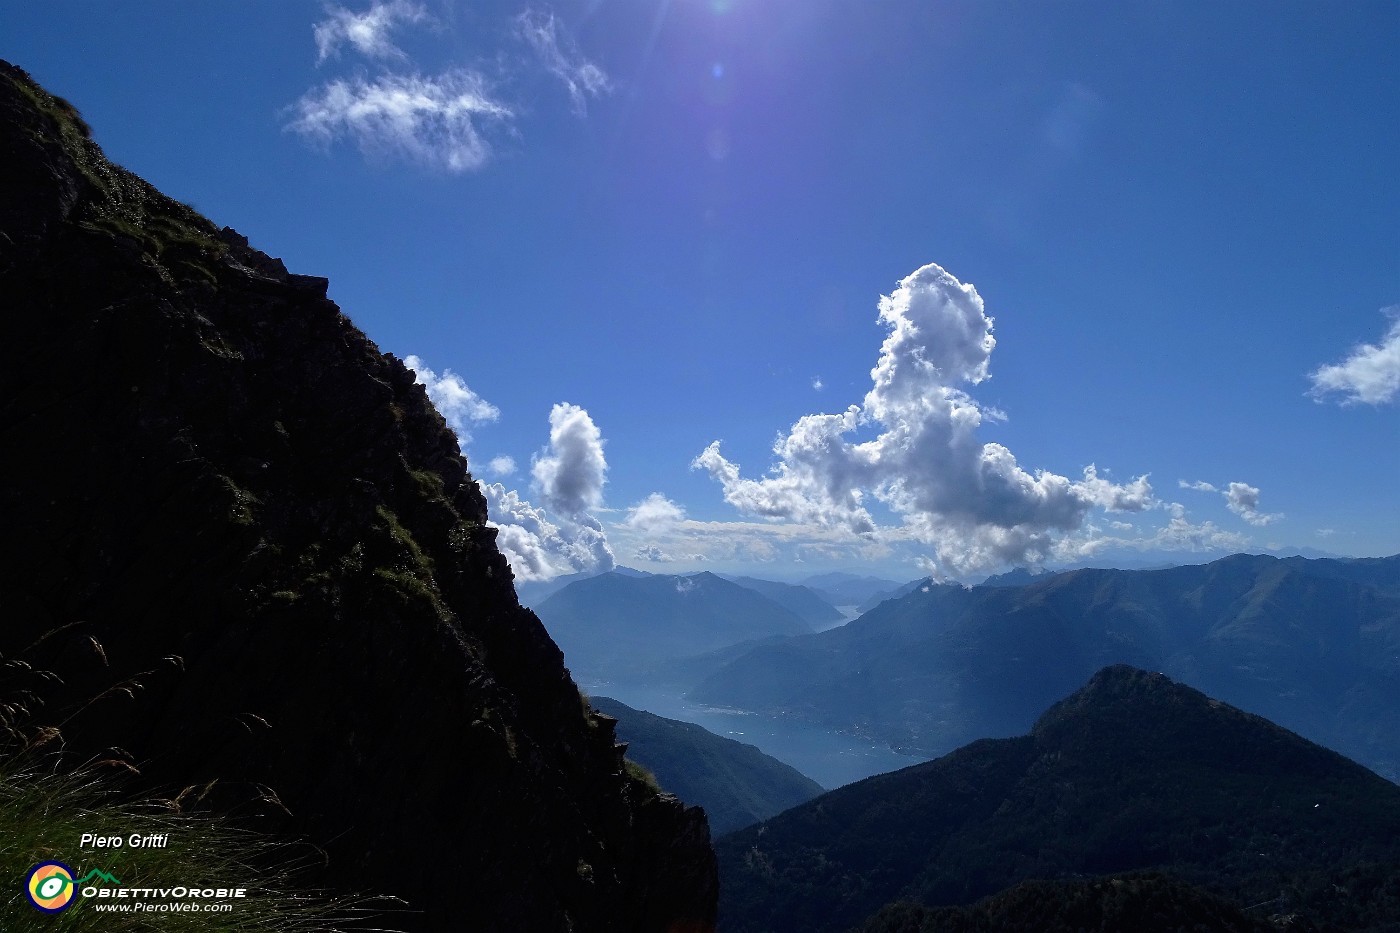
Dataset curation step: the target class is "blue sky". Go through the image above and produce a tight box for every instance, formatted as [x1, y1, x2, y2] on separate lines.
[6, 0, 1397, 581]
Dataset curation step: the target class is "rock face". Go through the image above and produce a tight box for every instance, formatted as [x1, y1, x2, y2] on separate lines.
[0, 61, 716, 932]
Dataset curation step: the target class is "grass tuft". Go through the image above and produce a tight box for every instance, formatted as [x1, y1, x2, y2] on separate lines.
[0, 660, 405, 931]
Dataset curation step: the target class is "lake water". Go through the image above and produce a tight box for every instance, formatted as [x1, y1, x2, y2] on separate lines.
[583, 682, 929, 791]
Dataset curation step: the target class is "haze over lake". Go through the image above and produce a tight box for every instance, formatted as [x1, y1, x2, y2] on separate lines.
[584, 682, 927, 790]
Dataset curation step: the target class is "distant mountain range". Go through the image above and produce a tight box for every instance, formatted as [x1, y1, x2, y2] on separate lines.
[513, 565, 652, 607]
[854, 578, 929, 613]
[589, 696, 824, 835]
[1047, 543, 1349, 573]
[535, 571, 814, 683]
[524, 569, 846, 630]
[800, 572, 908, 607]
[720, 575, 846, 628]
[717, 665, 1400, 933]
[689, 553, 1400, 783]
[977, 566, 1058, 588]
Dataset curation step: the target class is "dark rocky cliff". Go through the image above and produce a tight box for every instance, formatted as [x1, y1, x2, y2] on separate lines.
[0, 60, 716, 931]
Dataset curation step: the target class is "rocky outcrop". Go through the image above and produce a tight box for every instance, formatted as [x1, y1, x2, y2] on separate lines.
[0, 60, 716, 931]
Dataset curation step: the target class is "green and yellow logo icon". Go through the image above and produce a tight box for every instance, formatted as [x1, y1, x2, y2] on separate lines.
[25, 861, 76, 913]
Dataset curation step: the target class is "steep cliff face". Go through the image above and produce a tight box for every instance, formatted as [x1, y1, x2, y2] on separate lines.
[0, 60, 715, 931]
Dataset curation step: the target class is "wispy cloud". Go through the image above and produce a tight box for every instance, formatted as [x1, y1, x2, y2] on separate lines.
[514, 9, 611, 116]
[291, 4, 607, 171]
[693, 262, 1155, 575]
[1309, 308, 1400, 406]
[1045, 507, 1251, 567]
[609, 514, 891, 570]
[313, 0, 430, 64]
[287, 71, 513, 172]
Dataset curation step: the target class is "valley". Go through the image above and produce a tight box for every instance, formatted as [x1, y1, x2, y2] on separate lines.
[583, 682, 928, 790]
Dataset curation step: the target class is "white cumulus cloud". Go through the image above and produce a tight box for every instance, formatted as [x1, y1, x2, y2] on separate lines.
[486, 456, 517, 477]
[475, 403, 615, 582]
[532, 403, 608, 517]
[1079, 464, 1156, 512]
[514, 9, 610, 115]
[393, 365, 613, 581]
[480, 481, 613, 581]
[1179, 478, 1281, 527]
[693, 262, 1154, 575]
[1309, 309, 1400, 406]
[403, 354, 499, 448]
[624, 493, 687, 533]
[1223, 481, 1281, 527]
[635, 544, 674, 563]
[313, 0, 429, 64]
[286, 70, 513, 172]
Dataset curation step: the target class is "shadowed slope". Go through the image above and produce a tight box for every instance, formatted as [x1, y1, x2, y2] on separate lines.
[591, 696, 824, 834]
[0, 60, 715, 932]
[716, 666, 1400, 933]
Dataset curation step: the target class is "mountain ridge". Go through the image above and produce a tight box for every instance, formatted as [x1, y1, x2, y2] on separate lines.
[0, 60, 715, 932]
[690, 552, 1400, 781]
[537, 570, 812, 683]
[716, 664, 1400, 933]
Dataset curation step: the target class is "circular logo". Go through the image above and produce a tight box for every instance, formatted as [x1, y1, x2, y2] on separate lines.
[26, 862, 76, 913]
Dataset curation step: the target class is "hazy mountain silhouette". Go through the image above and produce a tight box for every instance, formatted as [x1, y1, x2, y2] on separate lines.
[800, 572, 907, 607]
[721, 575, 845, 628]
[855, 578, 931, 613]
[692, 553, 1400, 782]
[514, 565, 652, 607]
[717, 666, 1400, 933]
[537, 570, 812, 683]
